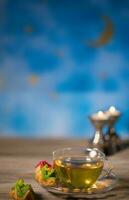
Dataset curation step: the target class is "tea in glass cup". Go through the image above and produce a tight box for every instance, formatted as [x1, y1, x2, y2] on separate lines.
[53, 147, 105, 189]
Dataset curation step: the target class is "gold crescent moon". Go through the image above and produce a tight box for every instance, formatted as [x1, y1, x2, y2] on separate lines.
[88, 16, 114, 47]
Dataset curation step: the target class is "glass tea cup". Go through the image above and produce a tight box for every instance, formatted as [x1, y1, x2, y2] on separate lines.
[53, 147, 110, 189]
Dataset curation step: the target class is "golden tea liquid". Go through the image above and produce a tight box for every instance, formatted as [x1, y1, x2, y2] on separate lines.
[54, 157, 103, 189]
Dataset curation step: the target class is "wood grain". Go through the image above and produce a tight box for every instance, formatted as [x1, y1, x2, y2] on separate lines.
[0, 138, 129, 200]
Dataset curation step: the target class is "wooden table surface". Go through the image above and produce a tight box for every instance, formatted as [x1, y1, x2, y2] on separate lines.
[0, 138, 129, 200]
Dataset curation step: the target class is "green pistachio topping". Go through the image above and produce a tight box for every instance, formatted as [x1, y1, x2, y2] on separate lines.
[12, 179, 33, 198]
[41, 164, 56, 180]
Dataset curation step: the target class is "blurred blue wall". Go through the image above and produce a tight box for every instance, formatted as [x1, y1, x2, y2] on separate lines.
[0, 0, 129, 138]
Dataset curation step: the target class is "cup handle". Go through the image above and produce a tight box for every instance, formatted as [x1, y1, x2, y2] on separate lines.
[99, 158, 113, 179]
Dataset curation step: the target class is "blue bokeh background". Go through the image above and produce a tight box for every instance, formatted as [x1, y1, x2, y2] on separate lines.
[0, 0, 129, 138]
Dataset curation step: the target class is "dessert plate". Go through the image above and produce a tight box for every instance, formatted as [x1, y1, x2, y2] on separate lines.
[38, 170, 118, 198]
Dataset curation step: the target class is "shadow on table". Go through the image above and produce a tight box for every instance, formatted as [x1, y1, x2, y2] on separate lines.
[35, 193, 45, 200]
